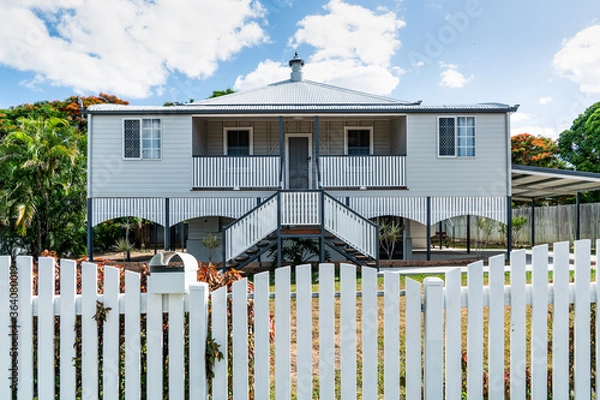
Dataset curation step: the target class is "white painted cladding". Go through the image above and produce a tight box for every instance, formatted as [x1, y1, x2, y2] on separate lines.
[90, 115, 193, 198]
[405, 114, 509, 196]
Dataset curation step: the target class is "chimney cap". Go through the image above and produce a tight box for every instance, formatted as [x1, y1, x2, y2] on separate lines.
[289, 52, 305, 67]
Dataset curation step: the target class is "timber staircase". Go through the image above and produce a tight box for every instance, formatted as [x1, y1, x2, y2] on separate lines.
[223, 190, 379, 269]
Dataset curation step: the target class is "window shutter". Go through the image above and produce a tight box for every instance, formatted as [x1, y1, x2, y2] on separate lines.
[123, 119, 141, 159]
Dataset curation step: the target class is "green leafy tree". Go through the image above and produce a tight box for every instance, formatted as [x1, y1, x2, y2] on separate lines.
[0, 117, 87, 256]
[209, 88, 235, 98]
[557, 101, 600, 172]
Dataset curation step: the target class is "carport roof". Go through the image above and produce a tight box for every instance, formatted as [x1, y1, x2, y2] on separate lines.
[512, 165, 600, 201]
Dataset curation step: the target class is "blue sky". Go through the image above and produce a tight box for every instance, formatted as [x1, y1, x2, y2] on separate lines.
[0, 0, 598, 139]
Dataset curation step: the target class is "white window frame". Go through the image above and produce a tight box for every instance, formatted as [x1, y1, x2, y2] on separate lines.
[344, 126, 373, 155]
[122, 118, 162, 160]
[437, 116, 476, 158]
[223, 127, 253, 156]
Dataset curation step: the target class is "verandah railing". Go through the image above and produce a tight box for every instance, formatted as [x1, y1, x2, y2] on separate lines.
[192, 155, 280, 189]
[320, 155, 406, 188]
[2, 239, 599, 399]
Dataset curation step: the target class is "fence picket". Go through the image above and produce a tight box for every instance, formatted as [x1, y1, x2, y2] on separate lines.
[444, 268, 461, 399]
[124, 270, 141, 399]
[81, 261, 98, 400]
[168, 293, 185, 398]
[424, 277, 444, 399]
[37, 257, 55, 400]
[488, 254, 506, 399]
[103, 266, 120, 400]
[361, 266, 378, 399]
[510, 250, 527, 400]
[296, 264, 313, 399]
[467, 261, 484, 400]
[340, 264, 357, 399]
[59, 259, 77, 400]
[574, 239, 591, 399]
[0, 256, 10, 399]
[384, 272, 400, 399]
[319, 264, 335, 400]
[212, 286, 228, 399]
[275, 266, 291, 399]
[253, 272, 270, 400]
[405, 278, 422, 400]
[189, 283, 209, 399]
[16, 256, 33, 399]
[232, 279, 249, 400]
[531, 245, 549, 400]
[552, 242, 570, 400]
[597, 239, 600, 397]
[146, 292, 163, 400]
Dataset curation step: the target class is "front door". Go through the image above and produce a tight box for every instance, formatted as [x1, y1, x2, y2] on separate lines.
[286, 135, 312, 189]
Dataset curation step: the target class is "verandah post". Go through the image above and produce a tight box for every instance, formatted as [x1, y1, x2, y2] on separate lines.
[164, 198, 170, 251]
[426, 197, 431, 260]
[87, 198, 94, 261]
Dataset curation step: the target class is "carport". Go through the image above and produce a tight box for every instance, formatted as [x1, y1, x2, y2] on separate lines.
[511, 165, 600, 246]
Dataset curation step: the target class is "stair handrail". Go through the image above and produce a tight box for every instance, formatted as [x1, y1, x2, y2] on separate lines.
[323, 193, 379, 259]
[222, 192, 278, 263]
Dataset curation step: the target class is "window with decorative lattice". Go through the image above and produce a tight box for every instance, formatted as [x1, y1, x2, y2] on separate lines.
[438, 116, 475, 157]
[122, 118, 161, 160]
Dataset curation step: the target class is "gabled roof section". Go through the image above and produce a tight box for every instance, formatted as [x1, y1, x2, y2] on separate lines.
[190, 79, 417, 107]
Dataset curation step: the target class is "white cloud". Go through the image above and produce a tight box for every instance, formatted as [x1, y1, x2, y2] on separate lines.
[537, 96, 553, 105]
[234, 59, 289, 90]
[553, 24, 600, 94]
[511, 112, 533, 124]
[439, 62, 472, 88]
[0, 0, 268, 98]
[289, 0, 405, 66]
[235, 0, 406, 95]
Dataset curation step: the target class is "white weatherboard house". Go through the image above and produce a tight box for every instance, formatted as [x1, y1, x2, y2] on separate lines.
[85, 54, 518, 268]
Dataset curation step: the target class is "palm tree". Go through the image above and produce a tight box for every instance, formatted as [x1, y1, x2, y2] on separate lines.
[0, 117, 86, 255]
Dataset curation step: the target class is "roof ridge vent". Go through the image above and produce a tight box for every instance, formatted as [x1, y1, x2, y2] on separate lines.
[289, 52, 304, 82]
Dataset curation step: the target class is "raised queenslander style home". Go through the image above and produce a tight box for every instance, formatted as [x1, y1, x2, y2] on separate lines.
[85, 54, 518, 268]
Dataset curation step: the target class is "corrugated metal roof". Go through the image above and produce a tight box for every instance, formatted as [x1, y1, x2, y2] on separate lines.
[192, 79, 413, 105]
[512, 165, 600, 200]
[87, 79, 519, 114]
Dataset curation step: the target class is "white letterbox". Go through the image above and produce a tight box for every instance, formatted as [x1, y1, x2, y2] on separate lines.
[147, 251, 199, 294]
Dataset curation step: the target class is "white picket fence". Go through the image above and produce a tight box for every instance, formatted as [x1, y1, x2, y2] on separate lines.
[1, 239, 599, 399]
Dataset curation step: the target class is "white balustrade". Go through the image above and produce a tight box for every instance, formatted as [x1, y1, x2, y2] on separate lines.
[323, 195, 378, 258]
[225, 195, 278, 261]
[193, 156, 280, 188]
[320, 155, 406, 188]
[280, 191, 320, 225]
